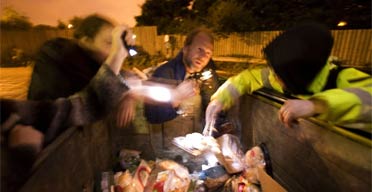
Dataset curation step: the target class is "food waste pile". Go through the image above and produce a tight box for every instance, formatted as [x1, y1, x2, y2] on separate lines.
[100, 133, 272, 192]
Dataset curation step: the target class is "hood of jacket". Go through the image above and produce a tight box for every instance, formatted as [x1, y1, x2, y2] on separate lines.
[263, 22, 334, 94]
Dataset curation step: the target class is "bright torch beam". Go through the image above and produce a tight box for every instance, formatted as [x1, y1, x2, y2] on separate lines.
[144, 86, 172, 102]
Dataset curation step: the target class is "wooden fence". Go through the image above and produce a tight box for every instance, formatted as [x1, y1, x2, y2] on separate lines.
[158, 30, 371, 68]
[1, 30, 73, 60]
[1, 27, 371, 68]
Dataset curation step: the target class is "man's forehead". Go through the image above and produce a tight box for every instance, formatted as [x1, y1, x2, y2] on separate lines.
[193, 32, 212, 43]
[191, 33, 213, 49]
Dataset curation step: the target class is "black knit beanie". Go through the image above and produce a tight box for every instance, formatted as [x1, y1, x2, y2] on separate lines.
[263, 22, 334, 94]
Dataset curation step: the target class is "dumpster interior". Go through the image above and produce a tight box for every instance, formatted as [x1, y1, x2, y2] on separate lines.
[9, 89, 371, 192]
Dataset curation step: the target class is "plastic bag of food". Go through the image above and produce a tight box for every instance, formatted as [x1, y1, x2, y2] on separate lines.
[144, 159, 190, 192]
[132, 160, 152, 192]
[172, 132, 218, 156]
[114, 170, 133, 188]
[214, 134, 245, 174]
[243, 143, 272, 184]
[223, 175, 261, 192]
[202, 165, 230, 191]
[163, 168, 190, 192]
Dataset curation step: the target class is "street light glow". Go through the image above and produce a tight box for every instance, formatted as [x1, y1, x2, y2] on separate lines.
[337, 21, 347, 27]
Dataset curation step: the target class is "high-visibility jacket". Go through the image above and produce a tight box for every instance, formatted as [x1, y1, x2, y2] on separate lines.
[212, 60, 372, 131]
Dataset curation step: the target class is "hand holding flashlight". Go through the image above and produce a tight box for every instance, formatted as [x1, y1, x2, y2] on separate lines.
[105, 25, 132, 74]
[121, 31, 137, 56]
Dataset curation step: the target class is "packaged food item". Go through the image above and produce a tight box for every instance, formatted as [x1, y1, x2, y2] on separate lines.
[223, 175, 261, 192]
[114, 170, 133, 188]
[236, 182, 261, 192]
[243, 143, 272, 184]
[242, 167, 260, 184]
[163, 168, 190, 192]
[157, 159, 184, 170]
[172, 133, 218, 156]
[152, 170, 168, 192]
[133, 160, 152, 192]
[214, 134, 245, 174]
[122, 184, 137, 192]
[144, 159, 191, 192]
[244, 145, 266, 169]
[144, 160, 167, 192]
[114, 185, 124, 192]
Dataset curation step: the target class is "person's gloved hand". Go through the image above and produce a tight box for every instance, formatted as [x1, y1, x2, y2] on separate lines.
[278, 99, 326, 128]
[203, 99, 223, 136]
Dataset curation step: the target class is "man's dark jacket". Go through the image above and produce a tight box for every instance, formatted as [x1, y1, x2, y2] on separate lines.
[144, 51, 219, 123]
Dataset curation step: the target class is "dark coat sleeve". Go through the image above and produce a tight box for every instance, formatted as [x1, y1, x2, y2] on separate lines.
[1, 64, 129, 145]
[1, 64, 128, 192]
[28, 38, 100, 100]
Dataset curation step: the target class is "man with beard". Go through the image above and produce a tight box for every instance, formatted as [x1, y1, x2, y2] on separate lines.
[144, 28, 222, 149]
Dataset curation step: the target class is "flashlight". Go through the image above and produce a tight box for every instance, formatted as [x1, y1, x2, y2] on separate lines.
[188, 69, 213, 81]
[121, 31, 137, 56]
[200, 70, 213, 80]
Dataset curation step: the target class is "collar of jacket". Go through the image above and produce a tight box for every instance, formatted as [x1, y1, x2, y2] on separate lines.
[307, 58, 336, 93]
[263, 22, 333, 95]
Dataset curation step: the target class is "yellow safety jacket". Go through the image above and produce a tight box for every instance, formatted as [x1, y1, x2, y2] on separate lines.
[212, 60, 372, 131]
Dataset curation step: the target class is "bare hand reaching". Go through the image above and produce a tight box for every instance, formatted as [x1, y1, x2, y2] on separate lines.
[203, 99, 223, 136]
[116, 95, 137, 128]
[278, 99, 321, 128]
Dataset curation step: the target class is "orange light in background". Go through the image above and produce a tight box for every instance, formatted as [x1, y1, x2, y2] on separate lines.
[67, 24, 73, 29]
[337, 21, 347, 27]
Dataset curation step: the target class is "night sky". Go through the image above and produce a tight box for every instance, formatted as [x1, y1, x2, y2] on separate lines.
[0, 0, 145, 27]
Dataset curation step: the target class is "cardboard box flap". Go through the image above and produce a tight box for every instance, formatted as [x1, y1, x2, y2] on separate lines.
[258, 167, 287, 192]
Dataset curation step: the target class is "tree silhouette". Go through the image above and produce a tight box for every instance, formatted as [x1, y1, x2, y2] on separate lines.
[135, 0, 371, 34]
[0, 6, 32, 30]
[69, 16, 84, 29]
[57, 20, 67, 29]
[135, 0, 194, 34]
